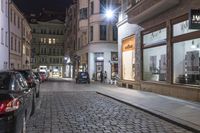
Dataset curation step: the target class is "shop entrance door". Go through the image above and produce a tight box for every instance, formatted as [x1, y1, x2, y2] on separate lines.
[96, 61, 104, 81]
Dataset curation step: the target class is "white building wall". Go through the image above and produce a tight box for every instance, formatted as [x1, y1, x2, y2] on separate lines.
[77, 0, 119, 82]
[117, 21, 140, 78]
[0, 0, 9, 70]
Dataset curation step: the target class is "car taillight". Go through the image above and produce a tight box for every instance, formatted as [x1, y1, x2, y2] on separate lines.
[0, 98, 20, 113]
[27, 76, 33, 83]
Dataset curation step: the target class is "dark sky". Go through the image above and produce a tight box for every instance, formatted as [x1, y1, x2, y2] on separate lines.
[13, 0, 73, 13]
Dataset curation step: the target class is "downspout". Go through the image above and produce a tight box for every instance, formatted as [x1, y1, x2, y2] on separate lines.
[8, 0, 12, 70]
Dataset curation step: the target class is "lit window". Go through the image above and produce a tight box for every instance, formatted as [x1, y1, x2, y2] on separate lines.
[53, 38, 56, 44]
[48, 38, 52, 44]
[173, 38, 200, 86]
[44, 38, 46, 44]
[40, 38, 44, 43]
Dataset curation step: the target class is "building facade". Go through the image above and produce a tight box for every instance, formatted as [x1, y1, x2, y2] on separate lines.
[30, 15, 65, 77]
[118, 0, 200, 102]
[0, 0, 9, 70]
[64, 0, 78, 78]
[9, 2, 24, 69]
[76, 0, 120, 82]
[22, 19, 32, 69]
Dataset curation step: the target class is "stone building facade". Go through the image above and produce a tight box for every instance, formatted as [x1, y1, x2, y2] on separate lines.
[30, 12, 65, 77]
[9, 2, 30, 70]
[64, 0, 78, 78]
[76, 0, 120, 82]
[0, 0, 9, 70]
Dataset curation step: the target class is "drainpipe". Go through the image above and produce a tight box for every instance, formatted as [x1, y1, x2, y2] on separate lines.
[8, 0, 12, 70]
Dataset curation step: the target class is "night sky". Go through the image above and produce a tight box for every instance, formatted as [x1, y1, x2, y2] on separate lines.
[13, 0, 73, 13]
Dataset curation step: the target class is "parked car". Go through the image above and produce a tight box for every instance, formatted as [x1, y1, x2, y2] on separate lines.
[16, 70, 40, 97]
[76, 72, 90, 84]
[39, 72, 47, 82]
[0, 71, 35, 133]
[34, 72, 42, 83]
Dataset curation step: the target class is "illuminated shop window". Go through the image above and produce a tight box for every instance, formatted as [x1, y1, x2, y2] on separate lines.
[143, 46, 167, 81]
[142, 26, 167, 81]
[173, 38, 200, 86]
[122, 35, 135, 81]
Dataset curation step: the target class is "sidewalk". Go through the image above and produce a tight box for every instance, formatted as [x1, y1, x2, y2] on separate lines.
[95, 83, 200, 132]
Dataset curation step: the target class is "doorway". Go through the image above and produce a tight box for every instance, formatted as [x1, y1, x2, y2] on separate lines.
[96, 61, 103, 81]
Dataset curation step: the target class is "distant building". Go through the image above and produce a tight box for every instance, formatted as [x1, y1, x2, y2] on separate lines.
[0, 0, 9, 70]
[64, 0, 78, 78]
[30, 10, 65, 77]
[9, 2, 31, 70]
[76, 0, 120, 82]
[22, 19, 32, 69]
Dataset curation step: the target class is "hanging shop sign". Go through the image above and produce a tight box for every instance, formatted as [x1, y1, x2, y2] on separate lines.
[189, 9, 200, 29]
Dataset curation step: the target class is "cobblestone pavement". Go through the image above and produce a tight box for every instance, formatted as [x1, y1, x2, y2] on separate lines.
[27, 91, 193, 133]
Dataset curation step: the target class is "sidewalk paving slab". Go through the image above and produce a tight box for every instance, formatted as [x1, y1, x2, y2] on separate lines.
[95, 83, 200, 132]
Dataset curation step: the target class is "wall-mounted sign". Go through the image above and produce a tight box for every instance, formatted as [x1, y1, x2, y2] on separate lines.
[189, 9, 200, 29]
[122, 36, 135, 52]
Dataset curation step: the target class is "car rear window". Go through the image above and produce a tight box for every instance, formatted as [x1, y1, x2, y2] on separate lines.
[0, 72, 11, 90]
[80, 72, 88, 76]
[18, 71, 30, 79]
[40, 72, 46, 75]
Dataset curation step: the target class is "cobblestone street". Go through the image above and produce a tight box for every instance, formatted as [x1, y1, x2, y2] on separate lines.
[26, 80, 194, 133]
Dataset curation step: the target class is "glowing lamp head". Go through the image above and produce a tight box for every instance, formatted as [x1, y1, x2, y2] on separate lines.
[105, 9, 114, 19]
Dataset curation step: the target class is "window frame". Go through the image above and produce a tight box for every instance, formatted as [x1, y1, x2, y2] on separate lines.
[141, 23, 167, 82]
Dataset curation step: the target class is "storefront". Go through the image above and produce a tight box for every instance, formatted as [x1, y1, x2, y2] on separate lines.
[140, 14, 200, 101]
[120, 0, 200, 101]
[111, 52, 118, 80]
[122, 35, 136, 81]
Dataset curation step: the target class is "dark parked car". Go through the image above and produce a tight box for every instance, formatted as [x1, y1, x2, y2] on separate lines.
[16, 70, 40, 97]
[34, 72, 42, 83]
[0, 71, 35, 133]
[76, 72, 90, 84]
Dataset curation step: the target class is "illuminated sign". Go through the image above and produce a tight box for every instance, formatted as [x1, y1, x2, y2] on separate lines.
[122, 36, 135, 52]
[189, 9, 200, 29]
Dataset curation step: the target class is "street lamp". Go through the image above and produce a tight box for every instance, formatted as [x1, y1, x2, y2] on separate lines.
[105, 9, 115, 19]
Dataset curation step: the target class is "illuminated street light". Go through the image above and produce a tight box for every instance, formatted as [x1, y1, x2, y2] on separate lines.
[105, 9, 115, 19]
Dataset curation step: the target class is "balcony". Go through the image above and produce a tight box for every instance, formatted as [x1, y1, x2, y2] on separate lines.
[126, 0, 180, 24]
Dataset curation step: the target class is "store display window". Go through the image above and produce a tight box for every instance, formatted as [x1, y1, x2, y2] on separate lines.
[173, 20, 198, 37]
[122, 35, 135, 81]
[143, 28, 166, 46]
[173, 38, 200, 85]
[142, 25, 167, 82]
[143, 46, 167, 81]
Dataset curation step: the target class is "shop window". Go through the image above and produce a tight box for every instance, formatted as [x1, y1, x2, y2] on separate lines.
[122, 35, 135, 81]
[173, 20, 198, 37]
[142, 25, 167, 82]
[143, 46, 167, 81]
[173, 38, 200, 86]
[143, 28, 166, 46]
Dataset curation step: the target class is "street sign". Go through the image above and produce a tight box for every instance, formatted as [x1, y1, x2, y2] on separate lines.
[189, 9, 200, 29]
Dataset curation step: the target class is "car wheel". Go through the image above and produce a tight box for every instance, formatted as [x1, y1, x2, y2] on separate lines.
[21, 115, 26, 133]
[31, 93, 36, 116]
[36, 91, 40, 98]
[36, 86, 40, 98]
